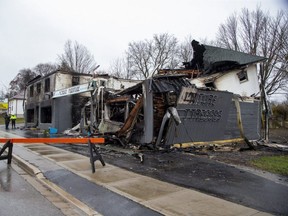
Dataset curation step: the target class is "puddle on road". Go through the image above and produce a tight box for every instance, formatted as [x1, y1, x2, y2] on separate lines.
[0, 164, 12, 192]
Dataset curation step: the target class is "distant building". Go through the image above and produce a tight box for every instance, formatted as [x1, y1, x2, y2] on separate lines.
[8, 91, 25, 117]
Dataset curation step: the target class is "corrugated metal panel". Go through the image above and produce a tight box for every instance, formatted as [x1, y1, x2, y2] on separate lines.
[223, 100, 261, 140]
[240, 101, 261, 140]
[164, 89, 233, 145]
[223, 102, 239, 139]
[163, 87, 261, 145]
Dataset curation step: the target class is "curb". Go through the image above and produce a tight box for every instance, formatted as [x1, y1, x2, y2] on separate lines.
[12, 153, 101, 216]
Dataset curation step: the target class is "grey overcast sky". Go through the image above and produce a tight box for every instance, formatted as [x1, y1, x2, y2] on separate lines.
[0, 0, 286, 91]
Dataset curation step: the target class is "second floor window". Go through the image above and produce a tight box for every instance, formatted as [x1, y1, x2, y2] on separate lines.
[30, 85, 34, 97]
[45, 78, 50, 92]
[72, 76, 80, 86]
[237, 70, 248, 83]
[36, 83, 41, 94]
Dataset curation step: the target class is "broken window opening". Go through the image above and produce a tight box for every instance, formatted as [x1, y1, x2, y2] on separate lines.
[100, 80, 106, 87]
[205, 82, 216, 88]
[30, 85, 34, 97]
[72, 76, 80, 86]
[72, 95, 89, 127]
[109, 102, 127, 123]
[27, 109, 34, 123]
[36, 83, 41, 94]
[237, 70, 248, 83]
[45, 78, 50, 92]
[41, 106, 52, 123]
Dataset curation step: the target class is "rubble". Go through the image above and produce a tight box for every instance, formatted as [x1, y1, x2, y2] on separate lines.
[85, 75, 261, 150]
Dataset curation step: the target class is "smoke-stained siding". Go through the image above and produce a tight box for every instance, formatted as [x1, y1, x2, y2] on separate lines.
[53, 96, 72, 132]
[164, 88, 233, 145]
[163, 87, 261, 146]
[224, 100, 261, 140]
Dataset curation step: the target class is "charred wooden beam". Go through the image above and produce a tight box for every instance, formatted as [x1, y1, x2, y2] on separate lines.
[106, 95, 131, 104]
[117, 96, 143, 141]
[158, 69, 201, 78]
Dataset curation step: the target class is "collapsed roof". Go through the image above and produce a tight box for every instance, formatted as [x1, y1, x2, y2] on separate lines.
[117, 74, 192, 96]
[183, 40, 266, 74]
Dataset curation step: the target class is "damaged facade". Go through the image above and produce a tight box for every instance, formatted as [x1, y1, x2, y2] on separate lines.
[95, 75, 261, 148]
[25, 70, 92, 131]
[161, 40, 266, 98]
[25, 71, 139, 132]
[94, 41, 266, 148]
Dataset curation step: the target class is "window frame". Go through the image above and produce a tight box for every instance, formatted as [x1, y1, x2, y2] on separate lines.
[237, 70, 248, 83]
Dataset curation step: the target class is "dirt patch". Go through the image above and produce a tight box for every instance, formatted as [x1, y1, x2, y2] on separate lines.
[191, 128, 288, 175]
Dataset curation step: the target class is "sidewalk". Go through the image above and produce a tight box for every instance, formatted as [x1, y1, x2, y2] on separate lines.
[0, 130, 271, 216]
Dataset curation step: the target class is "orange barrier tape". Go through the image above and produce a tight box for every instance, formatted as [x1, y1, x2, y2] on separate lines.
[0, 137, 105, 144]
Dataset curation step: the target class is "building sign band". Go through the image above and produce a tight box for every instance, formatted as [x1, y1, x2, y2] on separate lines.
[180, 108, 222, 122]
[178, 87, 224, 122]
[164, 87, 233, 144]
[52, 83, 93, 98]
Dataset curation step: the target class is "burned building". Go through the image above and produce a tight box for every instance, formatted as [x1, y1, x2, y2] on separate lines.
[94, 75, 261, 148]
[94, 41, 265, 147]
[25, 41, 264, 148]
[25, 70, 93, 131]
[25, 71, 140, 133]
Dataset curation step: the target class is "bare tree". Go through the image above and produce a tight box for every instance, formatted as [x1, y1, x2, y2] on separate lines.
[0, 87, 7, 101]
[126, 33, 179, 79]
[58, 40, 97, 74]
[109, 55, 135, 79]
[216, 7, 288, 96]
[178, 35, 194, 63]
[8, 68, 37, 97]
[33, 63, 57, 76]
[0, 81, 9, 99]
[217, 13, 240, 51]
[109, 58, 127, 78]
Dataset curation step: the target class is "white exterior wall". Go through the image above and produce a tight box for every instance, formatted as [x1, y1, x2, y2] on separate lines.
[95, 77, 140, 90]
[190, 79, 205, 88]
[9, 99, 24, 117]
[215, 65, 260, 96]
[191, 64, 260, 97]
[54, 73, 92, 90]
[54, 73, 72, 90]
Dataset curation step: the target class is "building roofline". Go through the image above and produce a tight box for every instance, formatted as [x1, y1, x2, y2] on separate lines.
[26, 70, 93, 86]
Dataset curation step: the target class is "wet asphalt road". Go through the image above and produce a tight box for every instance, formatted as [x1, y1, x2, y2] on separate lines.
[2, 125, 288, 215]
[0, 161, 65, 216]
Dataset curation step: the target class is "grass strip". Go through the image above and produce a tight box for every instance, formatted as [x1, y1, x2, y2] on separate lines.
[251, 155, 288, 176]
